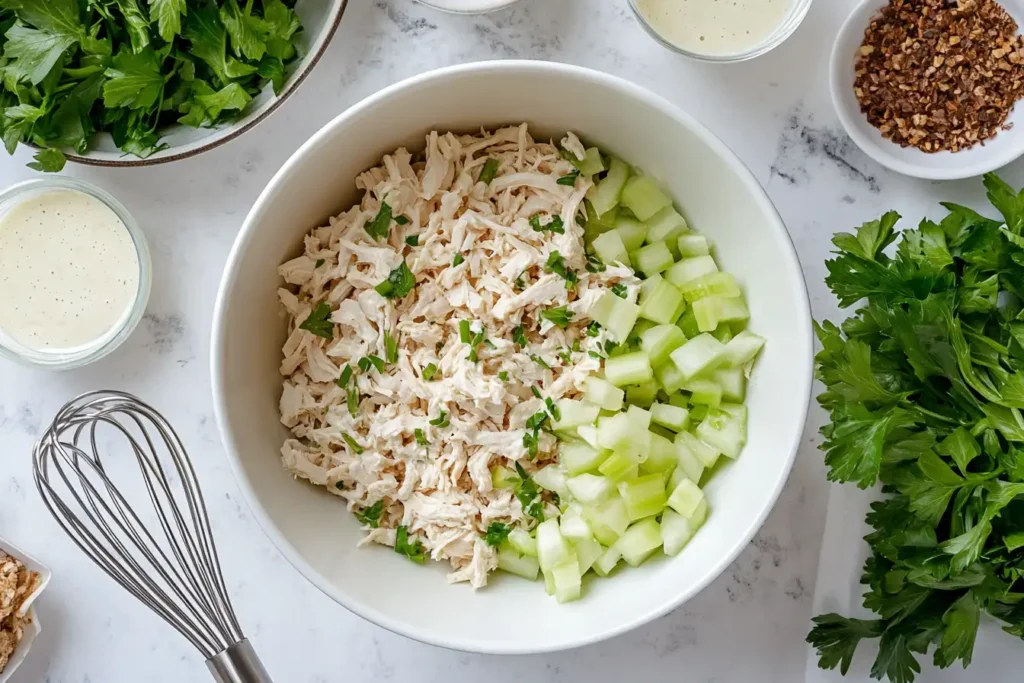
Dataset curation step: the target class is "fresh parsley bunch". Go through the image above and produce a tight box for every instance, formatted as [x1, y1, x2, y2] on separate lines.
[808, 174, 1024, 682]
[0, 0, 304, 171]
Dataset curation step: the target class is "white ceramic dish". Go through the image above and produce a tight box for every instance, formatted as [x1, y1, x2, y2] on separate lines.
[211, 60, 813, 654]
[831, 0, 1024, 180]
[56, 0, 348, 168]
[0, 539, 51, 683]
[417, 0, 521, 13]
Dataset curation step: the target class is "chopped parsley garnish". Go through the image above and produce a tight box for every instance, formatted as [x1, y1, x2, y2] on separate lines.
[498, 371, 510, 382]
[611, 283, 628, 299]
[414, 428, 429, 446]
[468, 330, 487, 363]
[514, 462, 545, 520]
[587, 321, 602, 337]
[588, 350, 604, 360]
[422, 363, 439, 381]
[525, 411, 549, 431]
[545, 397, 561, 421]
[315, 259, 325, 268]
[540, 306, 574, 329]
[545, 251, 578, 289]
[484, 522, 512, 547]
[395, 215, 410, 226]
[405, 235, 419, 247]
[395, 526, 426, 564]
[358, 355, 385, 373]
[531, 355, 552, 370]
[529, 214, 565, 235]
[375, 261, 416, 299]
[384, 331, 399, 364]
[429, 411, 450, 428]
[557, 170, 581, 186]
[452, 254, 465, 267]
[513, 324, 529, 347]
[605, 340, 620, 355]
[299, 302, 334, 339]
[531, 386, 542, 399]
[515, 274, 526, 290]
[459, 320, 472, 344]
[586, 255, 607, 273]
[558, 349, 573, 365]
[342, 433, 364, 454]
[346, 386, 360, 416]
[572, 340, 581, 353]
[336, 364, 353, 388]
[365, 201, 394, 241]
[355, 501, 384, 528]
[478, 158, 500, 185]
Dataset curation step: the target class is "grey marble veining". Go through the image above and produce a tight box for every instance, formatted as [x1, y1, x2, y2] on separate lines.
[1, 1, 1020, 681]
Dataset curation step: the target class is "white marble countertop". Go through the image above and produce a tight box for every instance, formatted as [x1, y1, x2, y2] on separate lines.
[2, 1, 1023, 681]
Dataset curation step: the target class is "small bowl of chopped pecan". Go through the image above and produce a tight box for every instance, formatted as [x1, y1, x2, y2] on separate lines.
[0, 540, 50, 682]
[831, 0, 1024, 180]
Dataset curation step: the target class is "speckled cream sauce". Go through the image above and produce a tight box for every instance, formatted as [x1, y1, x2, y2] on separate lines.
[635, 0, 792, 56]
[0, 189, 139, 352]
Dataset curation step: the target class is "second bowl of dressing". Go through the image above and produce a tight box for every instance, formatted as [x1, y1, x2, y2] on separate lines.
[629, 0, 813, 62]
[0, 178, 151, 370]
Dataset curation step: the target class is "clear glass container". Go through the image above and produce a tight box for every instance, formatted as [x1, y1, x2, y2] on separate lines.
[0, 177, 151, 370]
[628, 0, 813, 63]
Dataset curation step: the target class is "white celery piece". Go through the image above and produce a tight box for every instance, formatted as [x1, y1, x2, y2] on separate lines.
[508, 527, 538, 557]
[654, 359, 687, 393]
[646, 206, 689, 245]
[665, 255, 719, 287]
[641, 431, 679, 474]
[552, 399, 602, 431]
[575, 536, 604, 575]
[560, 441, 608, 476]
[722, 330, 766, 368]
[592, 545, 622, 577]
[713, 367, 746, 403]
[618, 474, 668, 521]
[567, 473, 614, 505]
[551, 558, 583, 603]
[577, 424, 601, 450]
[533, 465, 568, 495]
[560, 512, 594, 543]
[676, 431, 721, 469]
[615, 215, 648, 252]
[583, 495, 631, 546]
[583, 376, 625, 411]
[641, 324, 687, 367]
[576, 147, 605, 176]
[683, 378, 723, 407]
[661, 508, 703, 557]
[597, 412, 633, 451]
[598, 451, 639, 483]
[626, 404, 653, 431]
[589, 291, 640, 342]
[631, 241, 675, 276]
[588, 157, 630, 217]
[592, 230, 631, 268]
[604, 351, 653, 387]
[639, 279, 685, 325]
[616, 518, 663, 566]
[620, 175, 673, 221]
[673, 433, 706, 483]
[670, 333, 727, 380]
[650, 402, 691, 432]
[696, 408, 748, 458]
[678, 272, 742, 303]
[536, 518, 571, 571]
[677, 234, 711, 258]
[693, 295, 750, 333]
[667, 478, 705, 518]
[498, 546, 540, 580]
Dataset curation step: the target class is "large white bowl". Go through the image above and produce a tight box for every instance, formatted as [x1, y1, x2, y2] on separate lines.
[211, 61, 814, 654]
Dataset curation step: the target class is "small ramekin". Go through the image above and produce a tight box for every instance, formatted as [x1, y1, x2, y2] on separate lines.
[416, 0, 521, 13]
[0, 177, 151, 371]
[0, 538, 52, 683]
[629, 0, 813, 63]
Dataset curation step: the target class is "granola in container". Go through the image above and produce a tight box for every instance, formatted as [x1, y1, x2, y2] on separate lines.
[0, 551, 41, 674]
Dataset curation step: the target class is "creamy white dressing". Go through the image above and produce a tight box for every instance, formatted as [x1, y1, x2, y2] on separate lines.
[0, 189, 139, 353]
[635, 0, 792, 56]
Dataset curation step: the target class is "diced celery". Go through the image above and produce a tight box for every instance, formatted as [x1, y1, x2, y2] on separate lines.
[590, 291, 640, 342]
[592, 545, 621, 576]
[714, 324, 735, 344]
[560, 513, 594, 543]
[639, 280, 685, 325]
[714, 367, 746, 402]
[638, 273, 663, 305]
[649, 423, 675, 441]
[631, 430, 652, 463]
[651, 403, 691, 432]
[640, 324, 687, 367]
[654, 361, 687, 394]
[696, 408, 747, 458]
[670, 333, 727, 380]
[723, 330, 766, 368]
[678, 272, 742, 303]
[667, 478, 705, 518]
[491, 465, 519, 489]
[618, 474, 668, 521]
[616, 518, 663, 566]
[615, 216, 648, 252]
[588, 157, 630, 217]
[677, 234, 711, 257]
[674, 434, 706, 483]
[598, 451, 639, 483]
[665, 255, 719, 287]
[498, 546, 540, 580]
[689, 404, 709, 422]
[586, 199, 618, 232]
[676, 431, 721, 469]
[537, 519, 571, 570]
[597, 413, 632, 451]
[508, 527, 538, 556]
[575, 536, 603, 574]
[577, 424, 601, 450]
[720, 402, 748, 420]
[567, 473, 613, 504]
[631, 241, 675, 276]
[551, 558, 583, 603]
[544, 568, 555, 595]
[621, 175, 672, 221]
[560, 442, 606, 476]
[641, 431, 678, 474]
[625, 382, 657, 408]
[683, 379, 722, 407]
[668, 392, 689, 408]
[676, 308, 700, 338]
[576, 147, 606, 176]
[668, 465, 688, 493]
[626, 404, 653, 431]
[592, 230, 631, 268]
[605, 351, 653, 387]
[552, 399, 602, 431]
[583, 495, 631, 545]
[693, 295, 750, 333]
[584, 376, 625, 412]
[661, 508, 703, 557]
[533, 465, 568, 496]
[645, 206, 689, 245]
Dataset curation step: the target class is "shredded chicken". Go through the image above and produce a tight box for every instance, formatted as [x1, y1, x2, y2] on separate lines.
[277, 126, 639, 588]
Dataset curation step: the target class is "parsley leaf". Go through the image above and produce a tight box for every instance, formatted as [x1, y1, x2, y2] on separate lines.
[341, 433, 364, 455]
[365, 201, 394, 241]
[557, 170, 580, 186]
[429, 410, 450, 428]
[414, 428, 429, 446]
[375, 261, 416, 299]
[358, 355, 384, 373]
[587, 321, 602, 337]
[498, 370, 509, 382]
[540, 306, 574, 329]
[299, 302, 333, 339]
[395, 215, 410, 226]
[336, 364, 353, 388]
[611, 283, 628, 299]
[422, 363, 438, 381]
[513, 324, 528, 347]
[355, 500, 384, 528]
[452, 254, 465, 267]
[514, 462, 544, 520]
[394, 525, 426, 563]
[28, 147, 66, 172]
[405, 235, 418, 247]
[484, 522, 512, 547]
[103, 47, 166, 111]
[150, 0, 187, 42]
[346, 386, 359, 416]
[530, 355, 551, 370]
[545, 250, 578, 289]
[478, 157, 499, 185]
[586, 254, 607, 273]
[384, 331, 399, 364]
[529, 214, 565, 234]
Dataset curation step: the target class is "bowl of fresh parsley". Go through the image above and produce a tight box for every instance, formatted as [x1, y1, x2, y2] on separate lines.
[0, 0, 348, 170]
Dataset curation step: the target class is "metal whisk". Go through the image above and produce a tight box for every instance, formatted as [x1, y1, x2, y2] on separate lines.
[32, 390, 272, 683]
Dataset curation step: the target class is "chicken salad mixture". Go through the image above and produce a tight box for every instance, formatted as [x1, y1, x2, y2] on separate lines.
[277, 125, 637, 588]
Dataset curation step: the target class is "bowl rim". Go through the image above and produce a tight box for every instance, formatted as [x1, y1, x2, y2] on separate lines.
[0, 538, 52, 683]
[829, 0, 1024, 181]
[211, 59, 814, 654]
[56, 0, 349, 169]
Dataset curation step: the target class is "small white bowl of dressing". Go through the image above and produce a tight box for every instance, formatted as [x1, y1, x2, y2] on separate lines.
[0, 178, 151, 370]
[629, 0, 813, 62]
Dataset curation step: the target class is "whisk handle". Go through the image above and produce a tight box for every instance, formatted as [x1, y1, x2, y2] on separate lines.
[206, 640, 274, 683]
